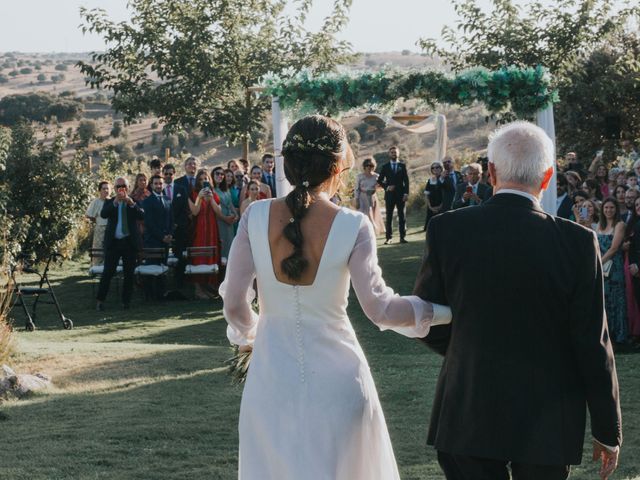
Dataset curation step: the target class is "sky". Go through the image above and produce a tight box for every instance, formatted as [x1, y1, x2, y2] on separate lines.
[0, 0, 610, 54]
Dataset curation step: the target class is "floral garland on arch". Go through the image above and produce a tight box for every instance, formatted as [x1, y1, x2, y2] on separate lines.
[262, 66, 558, 119]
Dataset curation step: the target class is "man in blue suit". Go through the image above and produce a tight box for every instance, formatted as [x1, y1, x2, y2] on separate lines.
[172, 156, 199, 288]
[142, 175, 173, 299]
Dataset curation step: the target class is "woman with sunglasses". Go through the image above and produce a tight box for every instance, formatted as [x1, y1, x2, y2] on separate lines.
[240, 165, 272, 200]
[354, 157, 384, 235]
[423, 161, 445, 231]
[212, 166, 239, 263]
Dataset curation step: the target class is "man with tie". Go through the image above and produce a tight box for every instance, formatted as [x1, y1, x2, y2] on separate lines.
[377, 146, 410, 244]
[162, 163, 176, 202]
[452, 162, 492, 209]
[441, 156, 463, 212]
[96, 176, 144, 311]
[172, 156, 199, 288]
[261, 153, 277, 197]
[142, 175, 173, 299]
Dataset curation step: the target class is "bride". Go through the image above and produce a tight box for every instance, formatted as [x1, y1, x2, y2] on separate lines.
[220, 115, 451, 480]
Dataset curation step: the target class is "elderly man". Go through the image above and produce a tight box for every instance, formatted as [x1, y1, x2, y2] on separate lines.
[96, 177, 144, 311]
[451, 162, 492, 209]
[440, 156, 463, 212]
[172, 156, 199, 288]
[415, 121, 622, 480]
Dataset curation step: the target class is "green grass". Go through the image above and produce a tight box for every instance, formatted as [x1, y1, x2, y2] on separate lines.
[1, 218, 639, 480]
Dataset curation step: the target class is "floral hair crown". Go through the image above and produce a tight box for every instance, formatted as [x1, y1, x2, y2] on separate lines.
[282, 134, 340, 153]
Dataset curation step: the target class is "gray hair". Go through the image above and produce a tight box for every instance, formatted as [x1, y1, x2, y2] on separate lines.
[114, 176, 129, 187]
[466, 162, 483, 174]
[487, 121, 554, 187]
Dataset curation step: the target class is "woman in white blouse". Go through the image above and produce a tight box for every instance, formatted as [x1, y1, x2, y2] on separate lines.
[85, 180, 111, 252]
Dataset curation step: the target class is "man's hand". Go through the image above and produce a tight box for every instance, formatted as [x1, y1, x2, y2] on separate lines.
[593, 441, 619, 480]
[630, 263, 639, 276]
[162, 235, 173, 244]
[387, 185, 396, 192]
[462, 191, 472, 201]
[402, 193, 408, 202]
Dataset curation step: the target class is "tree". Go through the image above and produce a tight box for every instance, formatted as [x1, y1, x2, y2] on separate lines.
[37, 73, 46, 82]
[77, 120, 99, 147]
[54, 63, 67, 71]
[78, 0, 354, 149]
[0, 75, 8, 84]
[1, 122, 92, 262]
[0, 93, 83, 125]
[160, 134, 179, 157]
[19, 67, 32, 75]
[419, 0, 639, 77]
[51, 74, 65, 83]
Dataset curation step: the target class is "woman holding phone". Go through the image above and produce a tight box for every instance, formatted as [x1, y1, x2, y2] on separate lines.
[189, 170, 234, 299]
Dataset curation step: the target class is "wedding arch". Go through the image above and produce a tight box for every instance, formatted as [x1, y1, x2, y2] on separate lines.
[259, 66, 559, 214]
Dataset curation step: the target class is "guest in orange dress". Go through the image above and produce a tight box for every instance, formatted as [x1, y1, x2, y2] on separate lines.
[188, 169, 234, 299]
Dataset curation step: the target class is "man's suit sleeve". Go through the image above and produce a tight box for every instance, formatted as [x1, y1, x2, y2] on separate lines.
[143, 198, 162, 244]
[452, 184, 465, 210]
[569, 229, 622, 447]
[413, 216, 451, 355]
[377, 165, 387, 189]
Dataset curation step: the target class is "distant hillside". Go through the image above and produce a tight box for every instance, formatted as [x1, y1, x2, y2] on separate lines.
[0, 51, 492, 178]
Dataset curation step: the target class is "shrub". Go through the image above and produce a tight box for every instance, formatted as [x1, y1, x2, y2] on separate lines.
[19, 67, 32, 75]
[0, 75, 8, 84]
[347, 129, 361, 145]
[150, 121, 158, 129]
[151, 133, 158, 145]
[0, 92, 83, 125]
[77, 120, 99, 146]
[160, 134, 179, 156]
[135, 141, 145, 150]
[36, 73, 46, 82]
[54, 63, 67, 71]
[8, 70, 18, 77]
[51, 74, 65, 83]
[114, 142, 135, 163]
[110, 120, 123, 138]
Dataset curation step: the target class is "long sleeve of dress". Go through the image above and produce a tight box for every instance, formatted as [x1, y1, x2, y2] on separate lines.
[219, 207, 259, 346]
[348, 217, 451, 337]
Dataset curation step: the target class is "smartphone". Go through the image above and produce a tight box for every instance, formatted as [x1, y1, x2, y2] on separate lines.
[579, 206, 588, 220]
[466, 185, 473, 194]
[203, 181, 211, 191]
[117, 187, 127, 195]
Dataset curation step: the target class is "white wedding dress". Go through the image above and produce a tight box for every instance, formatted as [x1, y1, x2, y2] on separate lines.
[220, 199, 450, 480]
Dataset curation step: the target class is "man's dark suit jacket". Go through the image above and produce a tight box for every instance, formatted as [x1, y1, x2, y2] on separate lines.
[261, 171, 276, 197]
[100, 198, 144, 250]
[452, 182, 492, 209]
[415, 193, 622, 466]
[142, 194, 173, 248]
[556, 194, 573, 219]
[377, 161, 409, 199]
[172, 175, 192, 231]
[441, 171, 463, 212]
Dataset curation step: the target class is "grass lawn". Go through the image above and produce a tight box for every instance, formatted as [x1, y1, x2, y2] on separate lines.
[1, 218, 639, 480]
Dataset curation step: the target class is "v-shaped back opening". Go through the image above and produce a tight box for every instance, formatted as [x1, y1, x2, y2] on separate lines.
[265, 200, 342, 288]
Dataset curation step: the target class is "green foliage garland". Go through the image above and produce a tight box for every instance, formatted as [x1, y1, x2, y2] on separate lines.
[263, 66, 558, 119]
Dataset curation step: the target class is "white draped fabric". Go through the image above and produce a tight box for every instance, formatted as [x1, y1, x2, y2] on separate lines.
[536, 105, 558, 215]
[271, 97, 292, 198]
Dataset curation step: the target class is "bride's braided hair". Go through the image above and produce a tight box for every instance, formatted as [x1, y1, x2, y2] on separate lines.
[281, 115, 347, 280]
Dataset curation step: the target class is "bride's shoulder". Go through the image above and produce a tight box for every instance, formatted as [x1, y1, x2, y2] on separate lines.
[338, 207, 368, 229]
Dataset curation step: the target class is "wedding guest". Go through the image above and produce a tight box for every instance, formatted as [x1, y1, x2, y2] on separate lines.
[593, 162, 610, 198]
[142, 175, 172, 300]
[131, 173, 151, 204]
[95, 177, 144, 311]
[162, 163, 176, 202]
[212, 166, 239, 263]
[241, 165, 271, 200]
[452, 162, 492, 209]
[626, 171, 638, 189]
[556, 173, 572, 218]
[228, 159, 243, 175]
[239, 158, 250, 176]
[569, 189, 589, 223]
[565, 170, 582, 195]
[86, 180, 111, 253]
[226, 168, 242, 235]
[261, 153, 277, 196]
[423, 161, 445, 230]
[355, 157, 384, 235]
[172, 156, 199, 288]
[563, 151, 585, 176]
[440, 156, 463, 212]
[149, 158, 163, 179]
[623, 188, 639, 223]
[595, 197, 628, 345]
[377, 146, 410, 244]
[240, 181, 261, 216]
[614, 184, 629, 220]
[189, 169, 226, 299]
[626, 196, 640, 342]
[576, 199, 599, 228]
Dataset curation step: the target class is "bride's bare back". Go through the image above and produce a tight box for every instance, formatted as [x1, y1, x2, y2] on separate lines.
[268, 197, 340, 286]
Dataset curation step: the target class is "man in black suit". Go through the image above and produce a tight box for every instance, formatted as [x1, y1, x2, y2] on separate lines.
[452, 162, 492, 209]
[96, 176, 144, 311]
[377, 146, 410, 244]
[556, 172, 573, 219]
[441, 156, 463, 212]
[415, 121, 622, 480]
[162, 163, 176, 203]
[142, 175, 173, 299]
[261, 153, 277, 197]
[171, 156, 199, 288]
